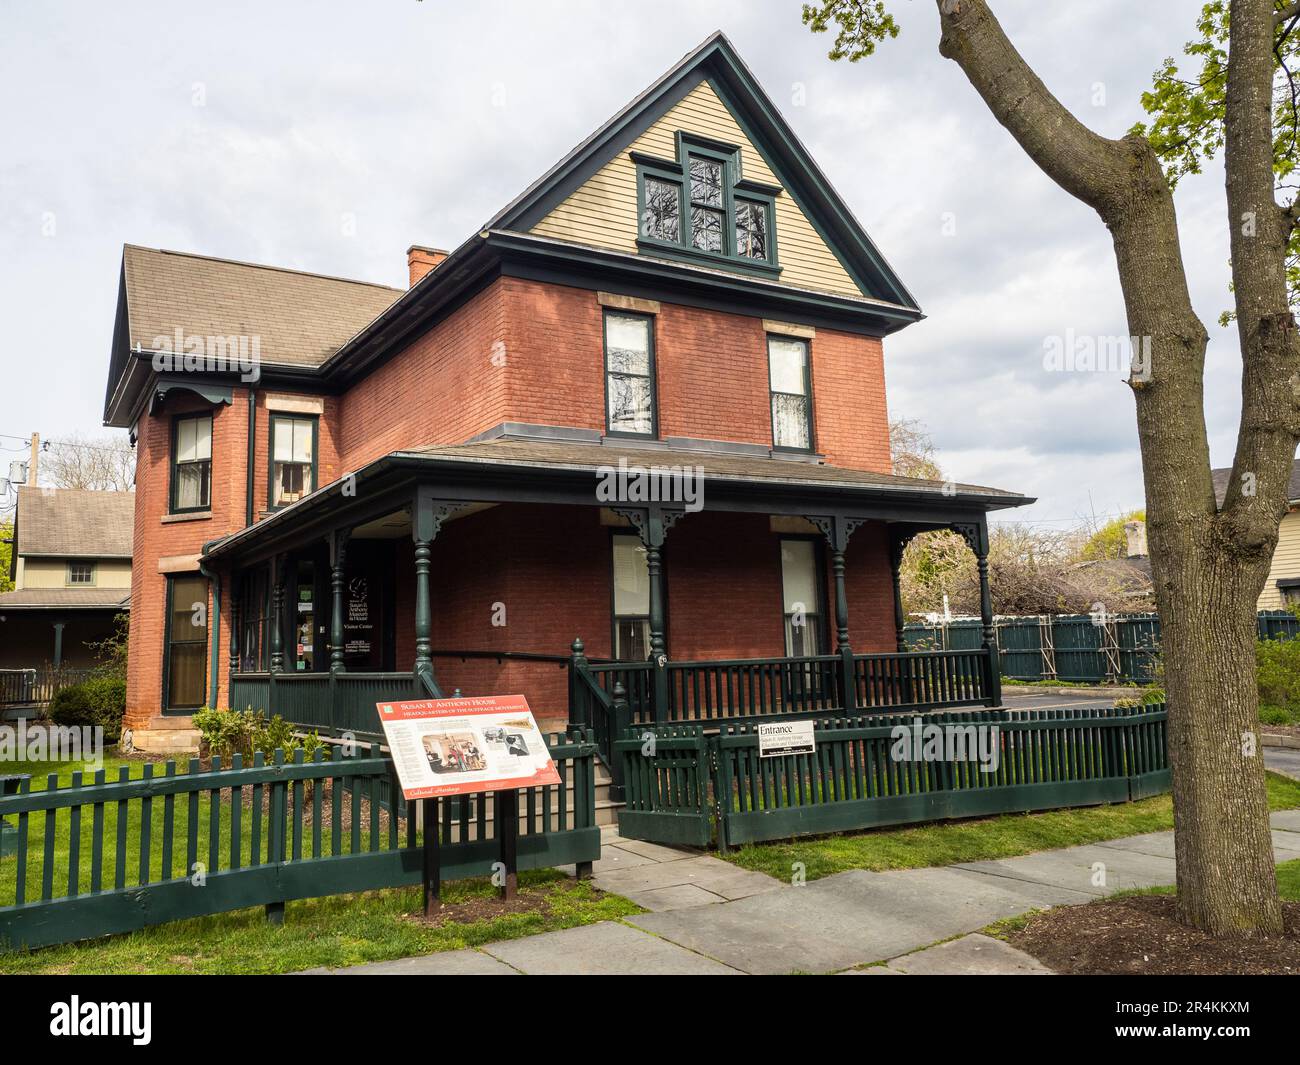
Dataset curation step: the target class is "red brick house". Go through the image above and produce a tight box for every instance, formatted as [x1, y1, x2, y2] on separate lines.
[102, 32, 1030, 751]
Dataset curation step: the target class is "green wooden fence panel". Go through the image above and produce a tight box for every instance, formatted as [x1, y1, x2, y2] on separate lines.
[0, 730, 599, 952]
[618, 705, 1171, 849]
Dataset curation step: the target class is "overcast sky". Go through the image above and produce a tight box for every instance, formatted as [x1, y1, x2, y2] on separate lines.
[0, 0, 1246, 528]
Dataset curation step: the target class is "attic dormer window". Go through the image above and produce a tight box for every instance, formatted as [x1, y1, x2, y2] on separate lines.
[633, 133, 781, 278]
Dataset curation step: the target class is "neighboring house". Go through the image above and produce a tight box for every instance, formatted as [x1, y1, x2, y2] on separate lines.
[100, 32, 1032, 747]
[1213, 460, 1300, 609]
[0, 486, 133, 669]
[1070, 518, 1154, 610]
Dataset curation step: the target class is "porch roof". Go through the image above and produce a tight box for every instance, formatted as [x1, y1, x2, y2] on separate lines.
[200, 436, 1033, 564]
[0, 588, 131, 611]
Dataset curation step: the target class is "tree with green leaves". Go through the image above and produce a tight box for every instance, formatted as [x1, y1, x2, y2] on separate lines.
[803, 0, 1299, 936]
[0, 520, 13, 594]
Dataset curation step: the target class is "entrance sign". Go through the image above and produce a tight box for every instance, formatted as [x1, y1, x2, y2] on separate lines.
[757, 719, 816, 758]
[376, 694, 560, 800]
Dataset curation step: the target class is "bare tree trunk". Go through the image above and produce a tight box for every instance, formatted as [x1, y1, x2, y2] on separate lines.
[935, 0, 1285, 934]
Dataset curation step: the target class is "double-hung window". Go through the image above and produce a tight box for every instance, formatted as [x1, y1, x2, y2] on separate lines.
[165, 574, 209, 711]
[612, 534, 651, 660]
[768, 336, 813, 451]
[635, 134, 779, 276]
[270, 414, 317, 508]
[780, 538, 823, 657]
[171, 413, 212, 513]
[604, 311, 657, 436]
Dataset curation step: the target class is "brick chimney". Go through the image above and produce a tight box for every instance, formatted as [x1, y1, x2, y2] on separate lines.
[407, 245, 449, 287]
[1124, 519, 1148, 559]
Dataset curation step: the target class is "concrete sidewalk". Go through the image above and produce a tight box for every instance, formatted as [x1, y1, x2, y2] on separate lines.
[301, 812, 1300, 976]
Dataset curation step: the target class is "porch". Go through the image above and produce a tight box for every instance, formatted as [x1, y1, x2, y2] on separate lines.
[206, 437, 1029, 782]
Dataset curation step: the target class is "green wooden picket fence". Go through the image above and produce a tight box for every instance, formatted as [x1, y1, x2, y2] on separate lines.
[615, 703, 1170, 850]
[0, 729, 600, 952]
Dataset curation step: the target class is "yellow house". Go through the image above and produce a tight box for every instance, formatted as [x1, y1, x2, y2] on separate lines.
[0, 486, 134, 669]
[1213, 463, 1300, 610]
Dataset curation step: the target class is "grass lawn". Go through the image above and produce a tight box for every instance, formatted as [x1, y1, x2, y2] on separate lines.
[720, 771, 1300, 881]
[0, 750, 639, 975]
[0, 871, 639, 975]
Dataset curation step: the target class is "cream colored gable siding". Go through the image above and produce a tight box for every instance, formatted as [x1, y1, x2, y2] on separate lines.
[1259, 509, 1300, 608]
[530, 80, 864, 298]
[20, 558, 132, 590]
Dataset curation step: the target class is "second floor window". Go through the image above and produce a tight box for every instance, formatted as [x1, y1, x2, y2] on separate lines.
[604, 311, 656, 437]
[171, 413, 212, 513]
[768, 336, 812, 451]
[270, 414, 317, 508]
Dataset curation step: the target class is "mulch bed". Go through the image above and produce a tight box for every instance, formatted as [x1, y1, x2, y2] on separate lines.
[1009, 896, 1300, 975]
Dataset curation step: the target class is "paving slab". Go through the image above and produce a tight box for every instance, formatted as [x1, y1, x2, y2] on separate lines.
[883, 933, 1054, 975]
[620, 883, 728, 911]
[1094, 829, 1300, 861]
[606, 838, 697, 863]
[480, 920, 741, 975]
[1273, 809, 1300, 832]
[299, 949, 519, 975]
[1265, 747, 1300, 780]
[955, 845, 1177, 897]
[586, 848, 659, 875]
[593, 853, 784, 901]
[630, 865, 1090, 975]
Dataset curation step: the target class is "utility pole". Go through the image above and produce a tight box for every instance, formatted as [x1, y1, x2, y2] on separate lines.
[28, 432, 38, 487]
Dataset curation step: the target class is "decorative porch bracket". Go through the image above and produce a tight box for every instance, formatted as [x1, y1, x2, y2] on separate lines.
[328, 528, 352, 676]
[613, 503, 685, 723]
[807, 514, 867, 713]
[950, 518, 1001, 707]
[413, 489, 474, 698]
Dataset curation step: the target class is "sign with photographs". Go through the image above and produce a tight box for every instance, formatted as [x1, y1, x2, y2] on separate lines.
[376, 694, 561, 800]
[757, 719, 816, 758]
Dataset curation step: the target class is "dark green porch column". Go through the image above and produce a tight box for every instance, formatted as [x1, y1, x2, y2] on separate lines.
[413, 536, 432, 680]
[808, 515, 864, 713]
[52, 622, 65, 669]
[954, 519, 1000, 707]
[269, 556, 286, 673]
[614, 504, 683, 723]
[411, 490, 471, 696]
[329, 529, 351, 675]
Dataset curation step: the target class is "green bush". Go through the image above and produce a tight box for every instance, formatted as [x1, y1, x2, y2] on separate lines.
[1256, 635, 1300, 721]
[193, 707, 324, 762]
[48, 676, 127, 740]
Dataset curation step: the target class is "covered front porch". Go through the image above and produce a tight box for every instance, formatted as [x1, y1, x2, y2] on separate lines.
[204, 438, 1030, 769]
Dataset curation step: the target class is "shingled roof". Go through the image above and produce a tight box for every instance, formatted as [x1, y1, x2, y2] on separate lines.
[1211, 459, 1300, 508]
[122, 245, 404, 369]
[13, 486, 135, 558]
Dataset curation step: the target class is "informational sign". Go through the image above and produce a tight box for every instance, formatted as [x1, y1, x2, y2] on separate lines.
[376, 694, 561, 800]
[757, 719, 816, 758]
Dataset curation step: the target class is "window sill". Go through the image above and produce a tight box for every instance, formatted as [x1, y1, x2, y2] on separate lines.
[635, 238, 781, 280]
[162, 511, 212, 524]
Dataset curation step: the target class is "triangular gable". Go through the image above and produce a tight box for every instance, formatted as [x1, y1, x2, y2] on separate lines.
[489, 32, 919, 312]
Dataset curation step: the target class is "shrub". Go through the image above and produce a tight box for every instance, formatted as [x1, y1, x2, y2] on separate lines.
[1256, 635, 1300, 718]
[192, 707, 324, 762]
[48, 676, 127, 740]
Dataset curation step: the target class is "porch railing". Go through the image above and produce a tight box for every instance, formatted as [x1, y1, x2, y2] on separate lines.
[568, 643, 998, 781]
[229, 671, 427, 740]
[0, 668, 98, 708]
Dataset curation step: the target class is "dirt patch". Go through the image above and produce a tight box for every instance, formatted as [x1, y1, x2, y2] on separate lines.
[1009, 896, 1300, 975]
[405, 884, 573, 928]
